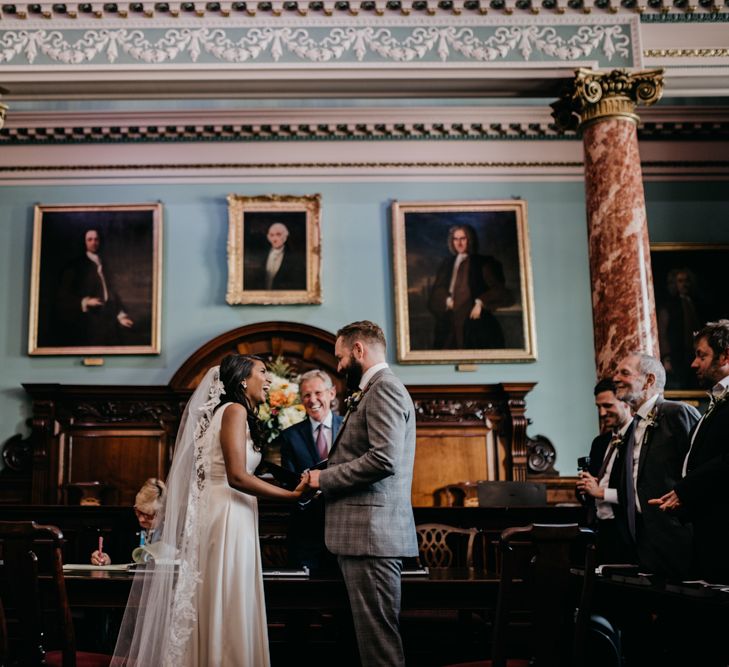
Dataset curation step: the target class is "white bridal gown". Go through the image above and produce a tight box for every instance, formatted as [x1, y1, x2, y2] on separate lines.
[189, 402, 270, 666]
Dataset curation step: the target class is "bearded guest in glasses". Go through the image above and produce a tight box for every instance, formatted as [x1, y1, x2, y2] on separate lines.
[90, 478, 166, 565]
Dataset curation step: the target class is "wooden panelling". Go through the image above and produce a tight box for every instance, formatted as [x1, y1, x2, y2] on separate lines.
[64, 428, 167, 506]
[8, 323, 555, 507]
[412, 425, 492, 507]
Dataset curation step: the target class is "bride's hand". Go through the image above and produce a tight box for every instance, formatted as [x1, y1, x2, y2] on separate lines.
[293, 471, 310, 498]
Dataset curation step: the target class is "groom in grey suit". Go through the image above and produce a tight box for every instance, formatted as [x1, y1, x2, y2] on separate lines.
[307, 320, 418, 666]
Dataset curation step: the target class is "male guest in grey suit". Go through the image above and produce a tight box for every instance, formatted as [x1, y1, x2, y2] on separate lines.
[306, 320, 418, 667]
[278, 369, 342, 571]
[612, 352, 699, 578]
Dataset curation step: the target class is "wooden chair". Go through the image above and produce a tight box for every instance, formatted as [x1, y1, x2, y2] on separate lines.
[0, 521, 111, 667]
[445, 523, 596, 667]
[416, 523, 485, 569]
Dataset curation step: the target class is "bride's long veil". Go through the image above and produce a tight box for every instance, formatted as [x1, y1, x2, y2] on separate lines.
[112, 366, 223, 667]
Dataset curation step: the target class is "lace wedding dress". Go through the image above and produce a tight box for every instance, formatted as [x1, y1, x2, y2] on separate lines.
[112, 367, 270, 667]
[187, 402, 269, 665]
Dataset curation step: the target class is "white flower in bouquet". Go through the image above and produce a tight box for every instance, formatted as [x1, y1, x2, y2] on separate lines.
[258, 356, 306, 443]
[279, 405, 307, 430]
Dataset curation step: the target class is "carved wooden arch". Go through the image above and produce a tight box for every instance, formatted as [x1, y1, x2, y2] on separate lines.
[169, 321, 345, 398]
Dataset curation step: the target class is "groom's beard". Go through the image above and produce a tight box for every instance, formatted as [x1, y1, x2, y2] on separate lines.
[344, 355, 364, 392]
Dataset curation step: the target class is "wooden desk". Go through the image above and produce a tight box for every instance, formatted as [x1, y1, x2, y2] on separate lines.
[61, 567, 500, 664]
[587, 573, 729, 666]
[62, 567, 500, 612]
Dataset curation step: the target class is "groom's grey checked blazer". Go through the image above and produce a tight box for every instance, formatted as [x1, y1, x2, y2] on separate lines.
[319, 367, 418, 558]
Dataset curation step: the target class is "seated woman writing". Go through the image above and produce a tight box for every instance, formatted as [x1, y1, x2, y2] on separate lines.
[90, 478, 166, 566]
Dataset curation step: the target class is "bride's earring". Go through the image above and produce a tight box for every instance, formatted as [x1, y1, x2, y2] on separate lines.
[242, 381, 247, 390]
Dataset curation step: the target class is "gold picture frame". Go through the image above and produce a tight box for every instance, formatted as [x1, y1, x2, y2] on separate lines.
[28, 203, 163, 356]
[651, 242, 729, 399]
[226, 194, 322, 305]
[392, 199, 536, 364]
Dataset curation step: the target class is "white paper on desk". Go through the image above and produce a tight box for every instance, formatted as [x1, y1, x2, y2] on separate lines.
[263, 567, 310, 578]
[63, 563, 133, 572]
[682, 579, 729, 590]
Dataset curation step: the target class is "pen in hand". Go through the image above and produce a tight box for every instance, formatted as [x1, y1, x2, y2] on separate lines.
[91, 535, 110, 566]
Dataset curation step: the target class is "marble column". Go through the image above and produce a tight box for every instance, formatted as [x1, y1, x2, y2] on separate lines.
[551, 68, 664, 378]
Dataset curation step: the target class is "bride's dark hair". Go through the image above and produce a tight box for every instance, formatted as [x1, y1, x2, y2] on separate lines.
[217, 353, 266, 451]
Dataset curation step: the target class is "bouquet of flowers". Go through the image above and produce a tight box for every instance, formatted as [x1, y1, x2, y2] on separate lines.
[257, 356, 306, 444]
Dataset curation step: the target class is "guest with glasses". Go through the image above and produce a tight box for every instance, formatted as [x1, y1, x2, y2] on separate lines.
[90, 477, 166, 565]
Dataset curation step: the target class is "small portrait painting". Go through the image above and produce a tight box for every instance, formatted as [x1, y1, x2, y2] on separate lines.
[651, 243, 729, 393]
[226, 194, 321, 305]
[392, 200, 536, 364]
[28, 203, 162, 355]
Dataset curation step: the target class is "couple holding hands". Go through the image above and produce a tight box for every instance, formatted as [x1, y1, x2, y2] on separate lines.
[112, 320, 417, 667]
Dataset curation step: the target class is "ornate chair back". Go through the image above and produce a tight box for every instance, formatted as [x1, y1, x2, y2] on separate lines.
[0, 520, 110, 667]
[416, 523, 485, 569]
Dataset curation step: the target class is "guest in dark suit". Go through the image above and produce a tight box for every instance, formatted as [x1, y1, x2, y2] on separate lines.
[56, 228, 134, 346]
[278, 368, 342, 571]
[427, 224, 513, 350]
[306, 321, 417, 667]
[612, 353, 699, 579]
[244, 222, 306, 291]
[577, 378, 635, 564]
[651, 320, 729, 583]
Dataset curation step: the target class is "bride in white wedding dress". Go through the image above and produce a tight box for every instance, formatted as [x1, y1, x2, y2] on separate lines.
[112, 354, 308, 667]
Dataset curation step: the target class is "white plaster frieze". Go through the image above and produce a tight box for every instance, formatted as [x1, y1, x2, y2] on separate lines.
[0, 15, 640, 66]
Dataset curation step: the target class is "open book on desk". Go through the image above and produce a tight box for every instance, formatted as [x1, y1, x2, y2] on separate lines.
[263, 567, 310, 578]
[63, 563, 134, 572]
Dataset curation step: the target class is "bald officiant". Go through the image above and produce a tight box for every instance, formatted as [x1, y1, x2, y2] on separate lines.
[278, 369, 342, 571]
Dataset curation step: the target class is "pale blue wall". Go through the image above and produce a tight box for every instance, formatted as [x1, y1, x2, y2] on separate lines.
[1, 178, 727, 477]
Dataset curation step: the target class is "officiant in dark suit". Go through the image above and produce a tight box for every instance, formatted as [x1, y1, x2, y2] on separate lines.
[279, 369, 342, 571]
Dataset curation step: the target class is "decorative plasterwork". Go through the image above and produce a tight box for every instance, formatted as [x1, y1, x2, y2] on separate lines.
[1, 117, 570, 141]
[0, 15, 639, 66]
[2, 104, 728, 143]
[644, 47, 729, 57]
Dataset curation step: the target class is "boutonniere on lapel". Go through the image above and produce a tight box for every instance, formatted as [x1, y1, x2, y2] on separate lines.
[344, 390, 364, 415]
[642, 407, 660, 431]
[705, 388, 729, 419]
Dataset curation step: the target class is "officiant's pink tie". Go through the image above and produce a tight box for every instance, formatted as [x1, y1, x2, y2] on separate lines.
[315, 424, 328, 461]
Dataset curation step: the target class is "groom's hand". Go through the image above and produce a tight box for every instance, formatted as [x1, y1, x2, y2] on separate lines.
[307, 469, 321, 489]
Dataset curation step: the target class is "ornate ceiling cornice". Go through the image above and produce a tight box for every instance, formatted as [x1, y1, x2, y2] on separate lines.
[2, 105, 728, 143]
[0, 0, 726, 20]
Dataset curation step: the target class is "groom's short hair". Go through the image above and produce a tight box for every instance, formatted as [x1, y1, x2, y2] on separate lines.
[337, 320, 386, 351]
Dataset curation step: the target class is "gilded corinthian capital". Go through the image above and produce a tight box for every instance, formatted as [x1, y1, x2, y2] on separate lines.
[551, 68, 664, 132]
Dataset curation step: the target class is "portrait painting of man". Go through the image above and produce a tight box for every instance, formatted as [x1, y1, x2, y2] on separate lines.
[651, 243, 729, 393]
[226, 194, 322, 305]
[28, 203, 162, 355]
[243, 214, 307, 292]
[392, 200, 536, 364]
